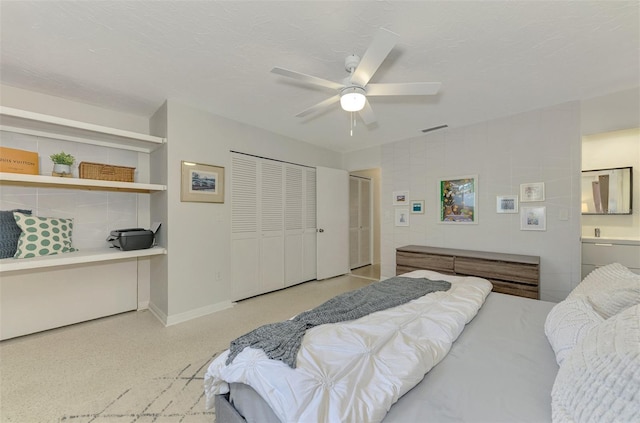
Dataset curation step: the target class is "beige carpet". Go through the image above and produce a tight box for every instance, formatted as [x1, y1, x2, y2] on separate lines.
[0, 274, 374, 423]
[59, 353, 219, 422]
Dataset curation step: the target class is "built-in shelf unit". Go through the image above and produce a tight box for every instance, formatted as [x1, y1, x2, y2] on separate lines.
[0, 106, 167, 340]
[0, 106, 165, 152]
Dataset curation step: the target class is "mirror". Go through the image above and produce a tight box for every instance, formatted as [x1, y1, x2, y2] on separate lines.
[581, 167, 632, 215]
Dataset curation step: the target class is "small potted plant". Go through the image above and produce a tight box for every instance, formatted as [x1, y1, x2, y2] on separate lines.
[50, 151, 75, 176]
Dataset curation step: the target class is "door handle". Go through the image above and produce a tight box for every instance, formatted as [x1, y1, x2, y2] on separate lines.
[317, 228, 324, 233]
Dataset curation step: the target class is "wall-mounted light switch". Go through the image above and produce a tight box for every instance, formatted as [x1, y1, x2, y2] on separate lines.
[559, 208, 569, 221]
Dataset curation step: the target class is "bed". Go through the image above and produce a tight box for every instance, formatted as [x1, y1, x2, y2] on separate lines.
[205, 264, 640, 423]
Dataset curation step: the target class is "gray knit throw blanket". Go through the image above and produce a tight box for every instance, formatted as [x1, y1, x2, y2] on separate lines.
[226, 277, 451, 368]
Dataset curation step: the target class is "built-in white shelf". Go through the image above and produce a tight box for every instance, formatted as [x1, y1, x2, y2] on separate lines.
[0, 106, 166, 153]
[0, 172, 166, 193]
[0, 246, 167, 273]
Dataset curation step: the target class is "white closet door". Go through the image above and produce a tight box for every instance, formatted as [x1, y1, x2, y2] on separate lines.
[231, 154, 260, 301]
[303, 168, 317, 282]
[231, 153, 316, 300]
[285, 164, 304, 286]
[260, 160, 285, 293]
[317, 166, 349, 280]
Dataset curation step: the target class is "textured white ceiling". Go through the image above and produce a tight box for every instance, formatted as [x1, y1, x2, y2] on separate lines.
[1, 1, 638, 153]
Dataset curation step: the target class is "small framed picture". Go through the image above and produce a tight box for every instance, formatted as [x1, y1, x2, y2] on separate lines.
[395, 208, 410, 226]
[496, 195, 518, 213]
[410, 200, 425, 214]
[520, 182, 545, 202]
[393, 190, 410, 206]
[181, 161, 225, 203]
[520, 206, 546, 231]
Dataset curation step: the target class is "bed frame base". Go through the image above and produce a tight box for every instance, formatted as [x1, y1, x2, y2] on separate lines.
[215, 393, 247, 423]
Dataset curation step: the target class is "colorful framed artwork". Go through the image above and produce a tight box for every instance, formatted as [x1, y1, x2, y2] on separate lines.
[392, 190, 410, 206]
[410, 200, 425, 214]
[520, 206, 546, 231]
[395, 208, 410, 226]
[181, 161, 225, 203]
[496, 195, 518, 213]
[438, 175, 477, 224]
[520, 182, 545, 202]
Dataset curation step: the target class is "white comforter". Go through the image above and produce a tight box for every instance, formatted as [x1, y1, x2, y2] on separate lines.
[204, 270, 492, 423]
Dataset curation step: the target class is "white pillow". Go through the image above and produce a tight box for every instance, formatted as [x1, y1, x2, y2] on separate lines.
[551, 304, 640, 423]
[568, 263, 640, 319]
[544, 297, 604, 366]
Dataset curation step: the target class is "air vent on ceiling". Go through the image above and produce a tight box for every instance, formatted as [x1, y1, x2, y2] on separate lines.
[421, 124, 448, 133]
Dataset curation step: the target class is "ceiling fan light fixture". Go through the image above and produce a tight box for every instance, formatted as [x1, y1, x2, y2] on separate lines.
[340, 87, 366, 112]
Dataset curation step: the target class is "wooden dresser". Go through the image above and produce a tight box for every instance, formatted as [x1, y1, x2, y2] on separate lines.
[396, 245, 540, 299]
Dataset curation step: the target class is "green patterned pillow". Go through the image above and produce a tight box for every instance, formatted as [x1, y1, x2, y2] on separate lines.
[13, 212, 76, 258]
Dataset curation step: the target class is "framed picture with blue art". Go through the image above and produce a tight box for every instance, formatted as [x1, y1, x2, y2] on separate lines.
[438, 175, 477, 224]
[181, 161, 225, 203]
[496, 195, 518, 213]
[410, 200, 424, 214]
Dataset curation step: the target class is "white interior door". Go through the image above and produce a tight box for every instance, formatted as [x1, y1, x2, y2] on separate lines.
[349, 176, 360, 269]
[349, 176, 372, 269]
[316, 166, 349, 280]
[358, 178, 372, 266]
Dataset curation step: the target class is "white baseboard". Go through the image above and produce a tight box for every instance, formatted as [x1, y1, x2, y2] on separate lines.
[148, 300, 235, 327]
[148, 302, 168, 325]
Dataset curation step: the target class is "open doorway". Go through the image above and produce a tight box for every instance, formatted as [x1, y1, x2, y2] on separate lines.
[349, 168, 381, 280]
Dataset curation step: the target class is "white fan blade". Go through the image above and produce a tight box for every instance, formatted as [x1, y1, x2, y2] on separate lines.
[350, 28, 400, 87]
[271, 67, 344, 91]
[295, 94, 341, 117]
[366, 82, 442, 96]
[358, 99, 377, 125]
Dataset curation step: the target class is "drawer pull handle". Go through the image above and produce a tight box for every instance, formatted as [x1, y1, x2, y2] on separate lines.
[594, 243, 613, 247]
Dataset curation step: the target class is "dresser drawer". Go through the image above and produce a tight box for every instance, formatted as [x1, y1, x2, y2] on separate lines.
[455, 257, 539, 286]
[489, 279, 539, 299]
[396, 251, 454, 273]
[582, 243, 640, 269]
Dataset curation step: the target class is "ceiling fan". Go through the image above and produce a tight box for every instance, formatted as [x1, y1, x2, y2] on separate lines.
[271, 28, 441, 125]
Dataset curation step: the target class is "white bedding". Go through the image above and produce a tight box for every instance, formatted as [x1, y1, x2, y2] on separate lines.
[204, 270, 492, 423]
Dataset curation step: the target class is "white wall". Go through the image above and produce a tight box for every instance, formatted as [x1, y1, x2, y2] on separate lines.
[346, 103, 583, 302]
[581, 128, 640, 239]
[152, 100, 342, 324]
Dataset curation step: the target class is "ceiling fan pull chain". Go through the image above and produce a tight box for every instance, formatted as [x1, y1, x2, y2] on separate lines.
[350, 112, 354, 136]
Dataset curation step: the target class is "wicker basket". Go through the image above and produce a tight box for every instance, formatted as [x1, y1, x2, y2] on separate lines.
[79, 162, 135, 182]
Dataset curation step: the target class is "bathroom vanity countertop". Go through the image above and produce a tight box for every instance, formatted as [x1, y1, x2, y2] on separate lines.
[581, 237, 640, 246]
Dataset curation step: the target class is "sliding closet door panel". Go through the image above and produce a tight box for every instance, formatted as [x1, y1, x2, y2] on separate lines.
[317, 166, 349, 280]
[303, 168, 317, 282]
[285, 165, 304, 286]
[261, 161, 285, 292]
[231, 155, 260, 301]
